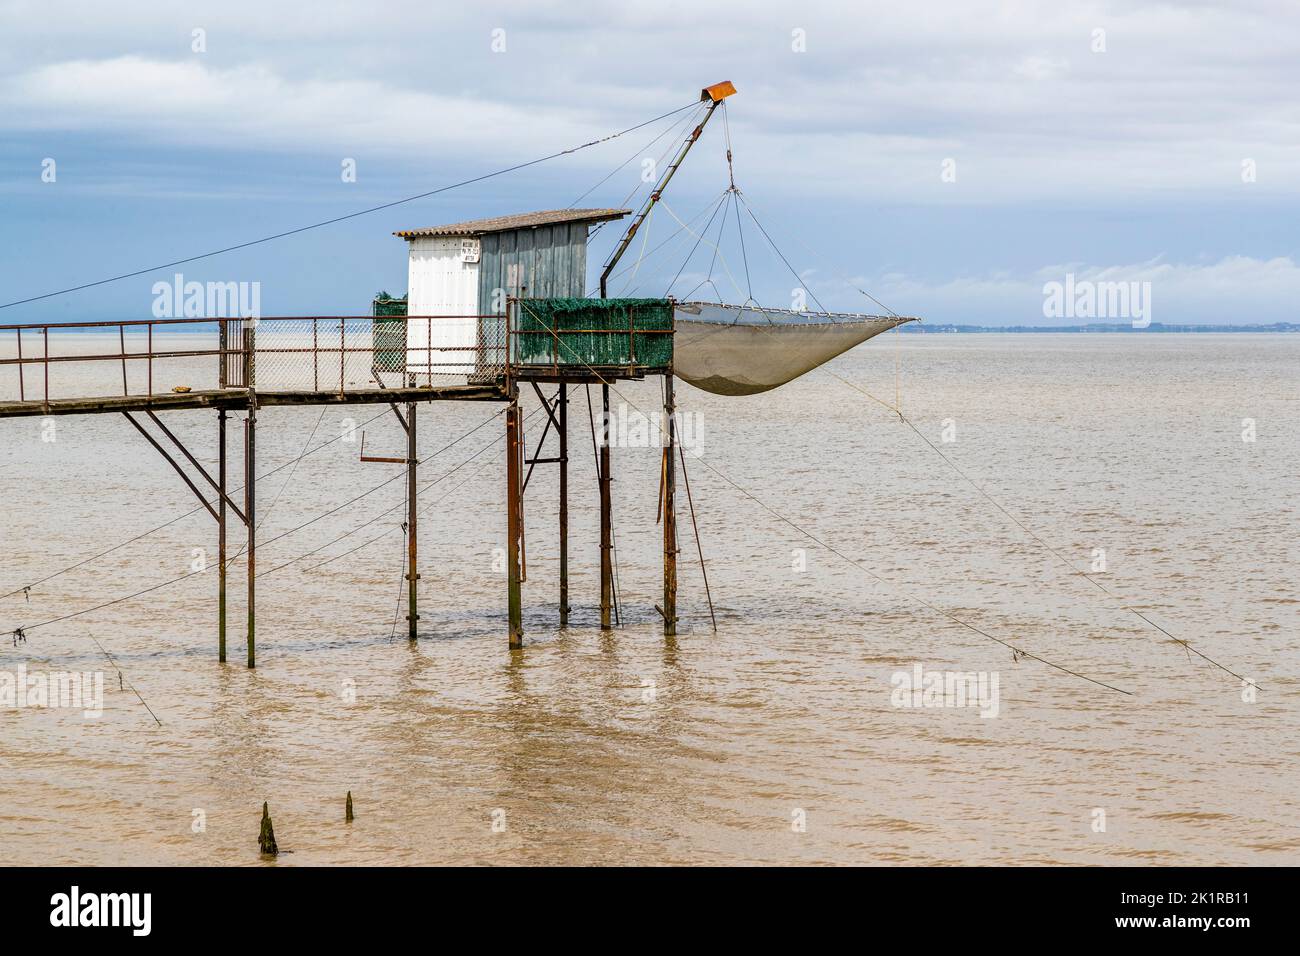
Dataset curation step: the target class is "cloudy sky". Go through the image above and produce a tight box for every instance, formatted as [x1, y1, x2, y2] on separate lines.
[2, 0, 1297, 324]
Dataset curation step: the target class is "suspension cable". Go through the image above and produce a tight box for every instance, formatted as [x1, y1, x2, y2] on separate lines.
[290, 399, 557, 574]
[7, 406, 506, 632]
[576, 104, 706, 214]
[665, 190, 730, 295]
[730, 190, 755, 303]
[225, 404, 329, 564]
[616, 206, 656, 296]
[251, 406, 506, 564]
[658, 199, 746, 302]
[1, 406, 392, 600]
[732, 192, 828, 314]
[0, 101, 701, 311]
[736, 190, 903, 318]
[588, 189, 729, 297]
[833, 371, 1256, 687]
[267, 405, 525, 575]
[515, 300, 1129, 695]
[760, 327, 1253, 690]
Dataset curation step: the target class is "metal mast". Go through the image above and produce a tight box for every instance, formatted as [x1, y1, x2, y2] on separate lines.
[599, 81, 736, 298]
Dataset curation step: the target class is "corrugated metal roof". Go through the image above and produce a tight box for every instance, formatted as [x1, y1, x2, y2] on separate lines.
[395, 208, 630, 239]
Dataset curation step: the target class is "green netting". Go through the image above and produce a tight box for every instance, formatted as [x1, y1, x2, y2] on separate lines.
[513, 298, 673, 369]
[371, 293, 407, 372]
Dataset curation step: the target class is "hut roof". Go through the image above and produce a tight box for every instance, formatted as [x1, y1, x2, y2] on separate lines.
[395, 208, 630, 239]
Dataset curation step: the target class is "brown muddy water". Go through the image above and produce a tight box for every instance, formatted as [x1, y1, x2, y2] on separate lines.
[0, 333, 1296, 865]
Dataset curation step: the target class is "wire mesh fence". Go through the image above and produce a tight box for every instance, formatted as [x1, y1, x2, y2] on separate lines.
[0, 316, 509, 407]
[244, 316, 507, 390]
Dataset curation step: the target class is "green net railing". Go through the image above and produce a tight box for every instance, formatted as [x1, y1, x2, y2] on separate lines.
[371, 293, 407, 373]
[512, 298, 673, 369]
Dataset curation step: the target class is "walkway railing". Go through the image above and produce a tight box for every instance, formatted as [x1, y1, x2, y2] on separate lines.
[0, 315, 508, 406]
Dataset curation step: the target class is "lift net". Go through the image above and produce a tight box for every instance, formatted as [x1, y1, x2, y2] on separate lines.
[673, 302, 916, 396]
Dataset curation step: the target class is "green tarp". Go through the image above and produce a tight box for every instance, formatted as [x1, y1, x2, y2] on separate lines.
[371, 293, 407, 372]
[513, 298, 673, 369]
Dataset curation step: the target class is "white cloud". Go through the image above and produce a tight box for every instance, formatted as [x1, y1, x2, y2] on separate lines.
[1, 56, 601, 158]
[1, 0, 1295, 325]
[1, 0, 1298, 200]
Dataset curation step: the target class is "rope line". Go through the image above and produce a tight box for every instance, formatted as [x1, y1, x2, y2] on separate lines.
[616, 205, 656, 296]
[6, 406, 506, 633]
[589, 189, 729, 297]
[731, 191, 754, 303]
[733, 192, 827, 314]
[658, 199, 747, 303]
[1, 406, 391, 600]
[0, 101, 700, 311]
[251, 406, 506, 572]
[589, 105, 709, 243]
[813, 363, 1253, 688]
[226, 404, 329, 565]
[581, 104, 706, 232]
[736, 191, 904, 319]
[666, 190, 731, 294]
[264, 405, 518, 575]
[90, 632, 162, 726]
[568, 105, 705, 209]
[280, 401, 554, 576]
[516, 300, 1129, 695]
[886, 385, 1250, 685]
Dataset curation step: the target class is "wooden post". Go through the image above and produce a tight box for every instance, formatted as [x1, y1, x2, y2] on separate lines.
[258, 801, 277, 855]
[218, 409, 227, 663]
[406, 401, 419, 641]
[599, 383, 613, 631]
[663, 374, 678, 636]
[245, 396, 256, 669]
[558, 385, 569, 626]
[506, 395, 523, 649]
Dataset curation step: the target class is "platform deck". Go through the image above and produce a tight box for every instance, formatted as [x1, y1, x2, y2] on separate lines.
[0, 384, 506, 418]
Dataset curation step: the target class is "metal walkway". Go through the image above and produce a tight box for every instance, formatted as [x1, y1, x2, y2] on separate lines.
[0, 309, 682, 664]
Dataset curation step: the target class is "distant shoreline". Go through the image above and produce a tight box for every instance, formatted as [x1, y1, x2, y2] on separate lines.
[897, 322, 1299, 333]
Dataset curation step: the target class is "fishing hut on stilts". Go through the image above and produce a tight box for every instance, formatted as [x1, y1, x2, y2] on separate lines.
[0, 81, 739, 665]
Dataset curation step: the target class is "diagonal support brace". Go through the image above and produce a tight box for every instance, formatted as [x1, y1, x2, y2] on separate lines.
[123, 412, 220, 523]
[142, 410, 247, 524]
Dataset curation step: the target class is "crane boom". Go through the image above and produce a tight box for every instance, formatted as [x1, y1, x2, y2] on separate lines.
[599, 81, 737, 298]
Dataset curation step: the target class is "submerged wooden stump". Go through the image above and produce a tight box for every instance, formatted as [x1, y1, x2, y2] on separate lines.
[345, 791, 354, 823]
[258, 801, 278, 855]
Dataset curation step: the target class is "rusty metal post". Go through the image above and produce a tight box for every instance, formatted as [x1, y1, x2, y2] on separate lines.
[14, 330, 23, 403]
[242, 323, 256, 389]
[506, 393, 523, 648]
[406, 401, 419, 641]
[558, 385, 569, 626]
[218, 409, 228, 663]
[15, 329, 23, 402]
[663, 374, 678, 635]
[245, 396, 256, 668]
[599, 383, 613, 631]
